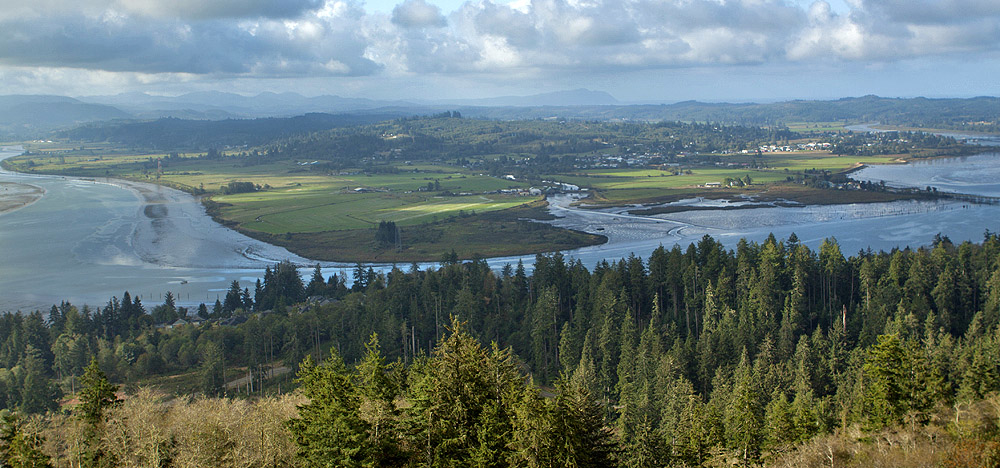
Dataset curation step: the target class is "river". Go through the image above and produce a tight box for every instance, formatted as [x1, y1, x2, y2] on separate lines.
[0, 148, 313, 312]
[2, 139, 1000, 313]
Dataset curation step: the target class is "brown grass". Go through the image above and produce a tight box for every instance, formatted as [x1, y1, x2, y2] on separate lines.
[768, 397, 1000, 468]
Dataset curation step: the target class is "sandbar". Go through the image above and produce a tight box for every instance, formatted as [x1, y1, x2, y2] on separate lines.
[0, 182, 44, 216]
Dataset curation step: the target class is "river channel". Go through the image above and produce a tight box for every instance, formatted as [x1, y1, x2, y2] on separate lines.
[2, 139, 1000, 312]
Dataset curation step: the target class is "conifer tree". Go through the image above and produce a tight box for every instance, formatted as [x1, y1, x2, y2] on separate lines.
[549, 372, 617, 468]
[725, 350, 763, 463]
[862, 334, 910, 429]
[17, 346, 59, 415]
[355, 334, 405, 466]
[77, 358, 118, 426]
[288, 351, 369, 468]
[76, 358, 118, 468]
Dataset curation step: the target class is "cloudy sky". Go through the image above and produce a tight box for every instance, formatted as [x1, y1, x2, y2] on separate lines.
[0, 0, 998, 102]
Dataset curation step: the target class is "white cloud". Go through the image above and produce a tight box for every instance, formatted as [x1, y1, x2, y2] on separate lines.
[391, 0, 448, 28]
[116, 0, 325, 19]
[0, 0, 998, 95]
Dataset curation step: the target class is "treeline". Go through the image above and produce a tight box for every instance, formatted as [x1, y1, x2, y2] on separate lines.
[459, 95, 1000, 130]
[831, 130, 969, 156]
[261, 116, 796, 172]
[2, 233, 1000, 465]
[55, 113, 403, 150]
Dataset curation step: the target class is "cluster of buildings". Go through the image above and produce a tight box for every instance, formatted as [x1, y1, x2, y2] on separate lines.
[736, 141, 833, 154]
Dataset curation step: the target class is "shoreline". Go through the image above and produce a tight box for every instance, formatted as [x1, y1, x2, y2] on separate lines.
[85, 176, 314, 268]
[0, 148, 314, 270]
[0, 182, 45, 216]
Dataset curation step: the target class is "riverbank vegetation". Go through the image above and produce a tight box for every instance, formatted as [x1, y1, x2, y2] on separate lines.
[3, 116, 985, 261]
[0, 231, 998, 466]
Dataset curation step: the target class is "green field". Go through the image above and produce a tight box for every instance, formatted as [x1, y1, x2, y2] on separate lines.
[540, 151, 913, 206]
[759, 153, 901, 171]
[5, 140, 926, 260]
[9, 150, 533, 234]
[548, 168, 760, 189]
[5, 148, 606, 261]
[785, 121, 850, 132]
[218, 190, 529, 234]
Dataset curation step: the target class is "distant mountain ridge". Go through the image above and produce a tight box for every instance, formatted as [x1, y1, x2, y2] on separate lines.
[57, 112, 410, 150]
[0, 95, 131, 139]
[2, 92, 999, 140]
[82, 91, 418, 119]
[83, 88, 621, 116]
[458, 95, 1000, 130]
[431, 88, 621, 107]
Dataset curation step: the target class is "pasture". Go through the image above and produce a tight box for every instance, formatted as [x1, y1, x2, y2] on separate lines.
[9, 150, 535, 236]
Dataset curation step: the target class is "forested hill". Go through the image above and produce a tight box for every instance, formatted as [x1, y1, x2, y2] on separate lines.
[0, 95, 130, 139]
[460, 95, 1000, 130]
[262, 116, 795, 166]
[1, 232, 1000, 466]
[44, 95, 1000, 152]
[54, 112, 408, 149]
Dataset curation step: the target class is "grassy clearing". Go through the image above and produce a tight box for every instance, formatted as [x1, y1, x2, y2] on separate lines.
[241, 201, 606, 263]
[761, 152, 902, 171]
[218, 190, 530, 234]
[549, 168, 785, 191]
[550, 167, 789, 205]
[582, 183, 924, 208]
[785, 121, 851, 132]
[548, 151, 917, 208]
[5, 142, 932, 261]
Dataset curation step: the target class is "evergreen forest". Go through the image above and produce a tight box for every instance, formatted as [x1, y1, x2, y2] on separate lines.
[0, 232, 999, 467]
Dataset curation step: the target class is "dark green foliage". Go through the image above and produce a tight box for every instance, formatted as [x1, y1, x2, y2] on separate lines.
[375, 221, 399, 246]
[408, 321, 524, 467]
[55, 113, 402, 149]
[76, 358, 118, 426]
[221, 181, 256, 195]
[548, 373, 617, 467]
[288, 350, 369, 468]
[15, 346, 59, 415]
[222, 280, 243, 315]
[4, 232, 1000, 467]
[256, 261, 306, 310]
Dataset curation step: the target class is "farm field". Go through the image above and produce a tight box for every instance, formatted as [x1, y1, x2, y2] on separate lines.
[3, 138, 933, 260]
[9, 149, 534, 232]
[785, 121, 850, 132]
[217, 190, 530, 234]
[758, 152, 901, 171]
[543, 151, 915, 206]
[4, 147, 609, 261]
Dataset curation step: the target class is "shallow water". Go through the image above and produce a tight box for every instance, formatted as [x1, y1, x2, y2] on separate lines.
[3, 143, 1000, 313]
[0, 148, 314, 312]
[852, 153, 1000, 197]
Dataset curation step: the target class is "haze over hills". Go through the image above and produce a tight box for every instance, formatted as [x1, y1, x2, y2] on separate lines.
[2, 91, 1000, 141]
[82, 91, 420, 119]
[426, 88, 621, 107]
[0, 95, 130, 138]
[79, 88, 622, 118]
[0, 89, 624, 139]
